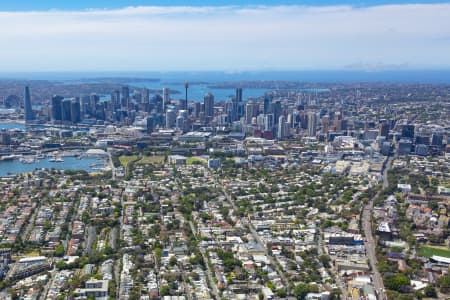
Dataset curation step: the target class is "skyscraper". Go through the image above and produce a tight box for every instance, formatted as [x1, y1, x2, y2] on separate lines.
[61, 99, 72, 122]
[163, 88, 170, 113]
[245, 102, 259, 125]
[184, 82, 189, 110]
[51, 95, 64, 122]
[121, 86, 130, 108]
[24, 86, 34, 122]
[263, 93, 273, 114]
[142, 88, 150, 104]
[111, 90, 121, 110]
[277, 115, 287, 140]
[165, 109, 176, 128]
[204, 93, 214, 121]
[307, 112, 317, 137]
[70, 98, 81, 123]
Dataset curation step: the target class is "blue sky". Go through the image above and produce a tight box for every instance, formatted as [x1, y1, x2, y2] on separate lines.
[0, 1, 446, 10]
[0, 1, 449, 71]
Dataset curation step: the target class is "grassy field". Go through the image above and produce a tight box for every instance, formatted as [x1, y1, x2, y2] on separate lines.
[137, 156, 165, 165]
[119, 155, 138, 167]
[187, 157, 207, 165]
[419, 245, 450, 258]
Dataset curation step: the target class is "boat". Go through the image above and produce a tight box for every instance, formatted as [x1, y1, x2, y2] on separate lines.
[54, 157, 64, 163]
[19, 157, 36, 164]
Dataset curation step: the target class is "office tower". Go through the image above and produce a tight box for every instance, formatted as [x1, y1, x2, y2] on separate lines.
[111, 90, 121, 109]
[142, 88, 150, 104]
[24, 86, 34, 122]
[79, 96, 89, 117]
[89, 94, 100, 116]
[320, 115, 329, 134]
[379, 122, 390, 138]
[398, 139, 413, 155]
[193, 102, 201, 118]
[204, 93, 214, 120]
[121, 86, 130, 108]
[234, 87, 244, 121]
[61, 99, 72, 122]
[163, 88, 170, 113]
[401, 124, 415, 139]
[264, 114, 274, 131]
[263, 93, 272, 114]
[277, 116, 287, 140]
[146, 116, 155, 132]
[51, 95, 64, 122]
[176, 116, 185, 132]
[165, 109, 176, 128]
[70, 98, 81, 123]
[272, 100, 282, 124]
[245, 102, 259, 125]
[431, 133, 443, 147]
[307, 112, 317, 137]
[183, 82, 189, 110]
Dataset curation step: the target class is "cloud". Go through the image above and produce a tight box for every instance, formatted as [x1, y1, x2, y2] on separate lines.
[0, 4, 449, 71]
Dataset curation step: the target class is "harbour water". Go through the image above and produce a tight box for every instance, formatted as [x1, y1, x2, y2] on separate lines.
[0, 122, 25, 130]
[0, 156, 107, 177]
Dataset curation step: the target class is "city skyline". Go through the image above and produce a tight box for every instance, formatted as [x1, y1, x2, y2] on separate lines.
[0, 2, 449, 72]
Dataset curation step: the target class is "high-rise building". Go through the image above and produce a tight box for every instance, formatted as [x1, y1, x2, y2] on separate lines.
[307, 112, 317, 137]
[163, 88, 170, 113]
[89, 94, 100, 116]
[165, 109, 176, 128]
[183, 82, 189, 110]
[431, 133, 443, 147]
[204, 93, 214, 120]
[379, 122, 390, 138]
[245, 102, 259, 125]
[263, 93, 273, 114]
[111, 90, 121, 110]
[263, 114, 274, 131]
[277, 116, 287, 140]
[272, 100, 282, 124]
[193, 102, 201, 118]
[51, 95, 64, 122]
[62, 99, 72, 122]
[24, 86, 34, 122]
[401, 124, 415, 139]
[121, 86, 130, 108]
[70, 98, 81, 123]
[142, 88, 150, 104]
[236, 88, 243, 103]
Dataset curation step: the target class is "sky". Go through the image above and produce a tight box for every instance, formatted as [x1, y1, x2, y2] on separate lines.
[0, 1, 450, 72]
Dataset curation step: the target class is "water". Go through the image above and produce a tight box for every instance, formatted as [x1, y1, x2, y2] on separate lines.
[2, 70, 450, 83]
[0, 122, 25, 130]
[128, 80, 270, 102]
[0, 156, 107, 177]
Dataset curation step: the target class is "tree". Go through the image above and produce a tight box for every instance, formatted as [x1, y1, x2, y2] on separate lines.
[54, 244, 65, 257]
[169, 256, 178, 266]
[384, 274, 410, 292]
[294, 283, 319, 299]
[424, 285, 437, 298]
[160, 285, 170, 296]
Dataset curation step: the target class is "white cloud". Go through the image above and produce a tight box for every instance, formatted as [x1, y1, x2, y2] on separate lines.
[0, 4, 449, 71]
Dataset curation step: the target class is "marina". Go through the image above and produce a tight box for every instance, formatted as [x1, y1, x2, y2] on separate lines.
[0, 150, 110, 177]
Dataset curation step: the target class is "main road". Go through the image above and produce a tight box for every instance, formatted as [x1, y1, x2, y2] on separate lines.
[362, 156, 392, 300]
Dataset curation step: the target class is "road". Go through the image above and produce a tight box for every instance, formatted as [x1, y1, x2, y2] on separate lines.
[188, 221, 220, 300]
[362, 156, 392, 300]
[220, 186, 290, 290]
